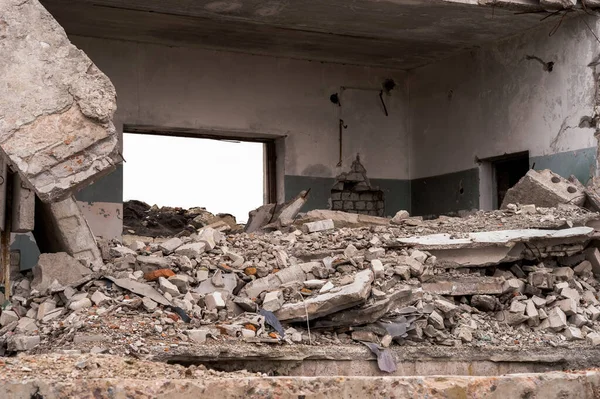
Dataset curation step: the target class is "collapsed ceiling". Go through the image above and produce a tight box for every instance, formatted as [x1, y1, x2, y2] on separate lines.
[40, 0, 558, 69]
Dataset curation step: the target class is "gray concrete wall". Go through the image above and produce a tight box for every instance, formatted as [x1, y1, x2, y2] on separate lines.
[409, 16, 599, 216]
[69, 36, 411, 220]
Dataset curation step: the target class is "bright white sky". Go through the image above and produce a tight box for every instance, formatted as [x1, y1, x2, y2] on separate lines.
[123, 133, 264, 223]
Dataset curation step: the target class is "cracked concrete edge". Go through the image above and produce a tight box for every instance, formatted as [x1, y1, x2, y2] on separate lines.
[2, 370, 600, 398]
[0, 0, 120, 202]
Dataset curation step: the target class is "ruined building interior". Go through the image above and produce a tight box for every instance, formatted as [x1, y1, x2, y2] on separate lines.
[4, 0, 600, 397]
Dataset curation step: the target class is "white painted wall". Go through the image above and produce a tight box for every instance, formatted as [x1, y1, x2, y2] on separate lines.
[70, 36, 410, 183]
[409, 16, 598, 179]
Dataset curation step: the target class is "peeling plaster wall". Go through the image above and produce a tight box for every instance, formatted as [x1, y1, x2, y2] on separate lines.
[409, 16, 599, 216]
[67, 36, 411, 221]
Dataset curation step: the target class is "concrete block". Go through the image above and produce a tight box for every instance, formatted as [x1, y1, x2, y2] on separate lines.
[303, 219, 335, 233]
[574, 261, 593, 275]
[158, 277, 180, 296]
[563, 326, 583, 340]
[568, 313, 588, 327]
[471, 295, 497, 311]
[501, 169, 585, 208]
[31, 252, 91, 294]
[390, 210, 409, 225]
[557, 298, 578, 316]
[548, 307, 567, 331]
[428, 310, 445, 330]
[262, 290, 284, 312]
[553, 267, 574, 281]
[36, 300, 56, 320]
[34, 196, 102, 266]
[588, 332, 600, 346]
[187, 329, 211, 344]
[110, 246, 137, 257]
[69, 298, 92, 311]
[585, 248, 600, 275]
[370, 259, 385, 279]
[11, 174, 34, 232]
[196, 227, 218, 250]
[503, 278, 526, 293]
[159, 237, 183, 254]
[528, 271, 554, 290]
[365, 247, 385, 261]
[510, 300, 526, 313]
[0, 310, 18, 326]
[205, 292, 226, 310]
[91, 291, 111, 306]
[7, 335, 40, 351]
[175, 242, 206, 259]
[560, 287, 581, 302]
[526, 300, 540, 327]
[168, 274, 190, 294]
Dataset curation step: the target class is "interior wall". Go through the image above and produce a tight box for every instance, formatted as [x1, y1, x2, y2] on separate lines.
[70, 36, 411, 223]
[409, 16, 599, 217]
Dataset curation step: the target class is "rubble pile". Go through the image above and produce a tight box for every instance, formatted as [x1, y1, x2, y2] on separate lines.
[2, 202, 600, 366]
[123, 200, 242, 237]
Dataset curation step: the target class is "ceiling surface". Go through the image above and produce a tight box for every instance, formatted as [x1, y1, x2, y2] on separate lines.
[41, 0, 555, 69]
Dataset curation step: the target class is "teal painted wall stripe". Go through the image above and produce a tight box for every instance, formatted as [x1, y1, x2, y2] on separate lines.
[11, 234, 40, 271]
[75, 164, 123, 204]
[411, 168, 479, 217]
[284, 175, 336, 212]
[284, 175, 411, 217]
[530, 147, 596, 185]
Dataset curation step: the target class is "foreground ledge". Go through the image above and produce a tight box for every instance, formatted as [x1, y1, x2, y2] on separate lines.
[2, 370, 600, 399]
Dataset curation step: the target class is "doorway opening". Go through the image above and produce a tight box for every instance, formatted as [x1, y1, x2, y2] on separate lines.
[479, 151, 529, 210]
[122, 128, 277, 225]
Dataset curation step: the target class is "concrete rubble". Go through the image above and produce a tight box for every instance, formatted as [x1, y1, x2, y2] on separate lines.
[2, 200, 600, 375]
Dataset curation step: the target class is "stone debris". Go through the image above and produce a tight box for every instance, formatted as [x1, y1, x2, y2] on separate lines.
[245, 190, 310, 233]
[501, 169, 585, 209]
[1, 203, 600, 367]
[123, 200, 241, 238]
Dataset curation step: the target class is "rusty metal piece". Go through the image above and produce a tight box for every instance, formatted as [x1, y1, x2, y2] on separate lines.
[1, 172, 12, 300]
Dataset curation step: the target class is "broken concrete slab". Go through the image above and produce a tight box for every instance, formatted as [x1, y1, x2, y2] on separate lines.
[0, 0, 119, 202]
[104, 276, 171, 306]
[158, 237, 183, 254]
[246, 191, 309, 233]
[395, 227, 593, 268]
[303, 219, 335, 233]
[501, 169, 585, 209]
[314, 287, 415, 328]
[7, 335, 40, 352]
[174, 242, 206, 259]
[301, 210, 389, 228]
[31, 252, 91, 294]
[194, 272, 237, 296]
[34, 196, 102, 266]
[274, 269, 374, 321]
[422, 277, 504, 296]
[241, 262, 315, 298]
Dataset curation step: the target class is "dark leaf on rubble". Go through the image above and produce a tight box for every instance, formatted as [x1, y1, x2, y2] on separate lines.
[169, 306, 191, 323]
[361, 341, 397, 373]
[259, 308, 285, 337]
[378, 321, 410, 338]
